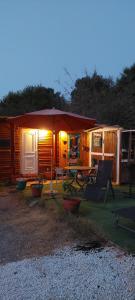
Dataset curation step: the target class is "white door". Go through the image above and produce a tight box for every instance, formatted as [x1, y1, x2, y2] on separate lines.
[21, 129, 38, 175]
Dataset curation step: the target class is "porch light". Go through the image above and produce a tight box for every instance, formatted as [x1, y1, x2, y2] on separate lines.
[28, 129, 37, 135]
[38, 129, 48, 139]
[60, 131, 67, 139]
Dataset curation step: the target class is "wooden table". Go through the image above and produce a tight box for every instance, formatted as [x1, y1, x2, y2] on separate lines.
[64, 166, 94, 171]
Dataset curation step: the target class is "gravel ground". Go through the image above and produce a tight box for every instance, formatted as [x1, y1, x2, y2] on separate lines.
[0, 246, 134, 300]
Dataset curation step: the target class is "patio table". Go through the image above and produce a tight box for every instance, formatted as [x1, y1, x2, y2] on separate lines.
[64, 166, 96, 192]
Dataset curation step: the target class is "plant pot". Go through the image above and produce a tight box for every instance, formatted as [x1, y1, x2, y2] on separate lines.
[16, 178, 27, 190]
[31, 184, 43, 197]
[63, 198, 81, 213]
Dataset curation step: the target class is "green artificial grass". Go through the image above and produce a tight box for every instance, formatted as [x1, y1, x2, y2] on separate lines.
[79, 187, 135, 253]
[22, 182, 135, 253]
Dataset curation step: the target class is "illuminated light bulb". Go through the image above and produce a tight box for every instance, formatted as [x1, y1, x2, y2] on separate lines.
[60, 131, 67, 139]
[28, 129, 36, 134]
[39, 130, 48, 139]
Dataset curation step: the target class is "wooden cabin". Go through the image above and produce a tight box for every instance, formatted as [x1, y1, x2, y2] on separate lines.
[0, 124, 89, 183]
[87, 126, 135, 184]
[0, 112, 134, 185]
[0, 111, 93, 183]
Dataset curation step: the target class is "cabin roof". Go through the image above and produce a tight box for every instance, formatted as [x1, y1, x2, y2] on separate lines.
[85, 124, 123, 132]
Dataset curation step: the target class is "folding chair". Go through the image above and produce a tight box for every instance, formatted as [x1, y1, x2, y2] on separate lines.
[84, 160, 114, 203]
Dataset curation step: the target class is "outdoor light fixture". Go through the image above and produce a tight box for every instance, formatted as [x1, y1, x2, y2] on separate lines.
[28, 129, 37, 135]
[38, 129, 48, 139]
[60, 131, 67, 139]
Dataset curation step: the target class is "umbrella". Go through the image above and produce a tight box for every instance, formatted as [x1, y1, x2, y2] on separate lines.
[10, 108, 96, 192]
[10, 108, 95, 131]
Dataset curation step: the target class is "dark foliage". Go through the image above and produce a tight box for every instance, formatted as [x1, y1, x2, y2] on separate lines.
[70, 71, 114, 122]
[0, 85, 67, 116]
[0, 64, 135, 129]
[70, 65, 135, 128]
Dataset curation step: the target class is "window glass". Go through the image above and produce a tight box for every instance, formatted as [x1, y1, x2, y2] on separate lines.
[92, 132, 102, 152]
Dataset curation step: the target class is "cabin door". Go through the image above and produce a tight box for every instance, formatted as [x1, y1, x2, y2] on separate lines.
[21, 129, 38, 175]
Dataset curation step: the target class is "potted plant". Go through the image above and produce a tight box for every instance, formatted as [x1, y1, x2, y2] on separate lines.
[31, 175, 44, 197]
[63, 196, 81, 213]
[16, 178, 27, 190]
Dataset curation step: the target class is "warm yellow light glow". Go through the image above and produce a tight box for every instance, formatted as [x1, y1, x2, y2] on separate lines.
[28, 129, 37, 135]
[38, 130, 48, 139]
[60, 131, 67, 139]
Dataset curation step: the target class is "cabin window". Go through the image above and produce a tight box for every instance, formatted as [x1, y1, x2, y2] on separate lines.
[92, 132, 102, 150]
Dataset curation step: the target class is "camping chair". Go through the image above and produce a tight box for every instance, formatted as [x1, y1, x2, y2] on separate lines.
[84, 160, 114, 203]
[112, 207, 135, 233]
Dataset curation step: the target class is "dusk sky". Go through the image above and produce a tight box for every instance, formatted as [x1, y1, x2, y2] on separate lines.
[0, 0, 135, 99]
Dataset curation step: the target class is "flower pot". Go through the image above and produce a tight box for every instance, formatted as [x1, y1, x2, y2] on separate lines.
[31, 184, 43, 197]
[63, 198, 81, 213]
[16, 178, 26, 190]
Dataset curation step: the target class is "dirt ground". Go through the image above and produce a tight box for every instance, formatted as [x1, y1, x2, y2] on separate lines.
[0, 185, 103, 265]
[0, 187, 77, 265]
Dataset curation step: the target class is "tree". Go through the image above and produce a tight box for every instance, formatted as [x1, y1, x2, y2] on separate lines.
[0, 85, 66, 116]
[113, 64, 135, 128]
[70, 66, 135, 129]
[1, 64, 135, 129]
[70, 71, 114, 122]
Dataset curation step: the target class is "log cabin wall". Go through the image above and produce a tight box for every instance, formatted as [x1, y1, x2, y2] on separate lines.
[14, 126, 21, 177]
[0, 119, 11, 181]
[58, 131, 68, 168]
[38, 130, 54, 174]
[80, 132, 90, 165]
